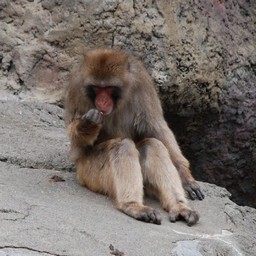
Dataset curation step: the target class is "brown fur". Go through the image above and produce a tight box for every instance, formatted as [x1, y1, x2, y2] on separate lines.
[65, 49, 203, 226]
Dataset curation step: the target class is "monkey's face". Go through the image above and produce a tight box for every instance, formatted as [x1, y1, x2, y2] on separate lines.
[82, 49, 131, 116]
[85, 84, 122, 116]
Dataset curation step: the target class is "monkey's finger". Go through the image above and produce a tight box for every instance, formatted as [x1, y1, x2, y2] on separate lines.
[195, 189, 204, 200]
[186, 184, 205, 200]
[83, 109, 102, 124]
[82, 110, 94, 120]
[187, 189, 197, 200]
[90, 109, 101, 123]
[94, 111, 103, 124]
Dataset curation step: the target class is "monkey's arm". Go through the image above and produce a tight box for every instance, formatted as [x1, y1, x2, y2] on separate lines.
[152, 123, 204, 200]
[67, 109, 102, 160]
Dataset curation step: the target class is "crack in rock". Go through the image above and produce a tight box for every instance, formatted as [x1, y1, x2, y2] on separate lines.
[0, 245, 68, 256]
[0, 155, 74, 172]
[1, 205, 36, 222]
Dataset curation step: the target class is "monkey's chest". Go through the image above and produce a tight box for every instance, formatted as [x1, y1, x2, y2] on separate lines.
[97, 123, 137, 143]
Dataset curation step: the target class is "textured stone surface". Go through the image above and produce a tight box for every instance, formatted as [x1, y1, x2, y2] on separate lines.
[0, 100, 72, 171]
[0, 0, 255, 207]
[0, 100, 255, 256]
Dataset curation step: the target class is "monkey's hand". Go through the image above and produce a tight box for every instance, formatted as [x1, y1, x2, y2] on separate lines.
[82, 109, 103, 124]
[76, 109, 103, 137]
[67, 109, 103, 160]
[183, 180, 204, 201]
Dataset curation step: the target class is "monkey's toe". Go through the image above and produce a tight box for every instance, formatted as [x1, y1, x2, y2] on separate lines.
[148, 209, 162, 225]
[121, 203, 161, 225]
[168, 208, 199, 226]
[136, 207, 161, 225]
[168, 211, 179, 223]
[180, 209, 199, 226]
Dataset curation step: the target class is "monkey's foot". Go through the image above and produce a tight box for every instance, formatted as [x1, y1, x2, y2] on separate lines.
[168, 207, 199, 226]
[119, 202, 161, 225]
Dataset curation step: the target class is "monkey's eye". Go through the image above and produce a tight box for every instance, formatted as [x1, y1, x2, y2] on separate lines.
[112, 87, 122, 102]
[86, 85, 96, 100]
[87, 84, 95, 89]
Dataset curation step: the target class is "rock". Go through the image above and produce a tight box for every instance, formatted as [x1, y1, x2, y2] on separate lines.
[0, 0, 255, 207]
[0, 100, 72, 171]
[0, 100, 255, 256]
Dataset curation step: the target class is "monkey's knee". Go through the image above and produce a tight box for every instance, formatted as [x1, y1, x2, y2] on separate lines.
[146, 138, 167, 149]
[138, 138, 169, 160]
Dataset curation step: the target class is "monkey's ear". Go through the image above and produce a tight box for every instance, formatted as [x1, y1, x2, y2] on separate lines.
[126, 56, 131, 72]
[82, 53, 88, 63]
[82, 47, 93, 63]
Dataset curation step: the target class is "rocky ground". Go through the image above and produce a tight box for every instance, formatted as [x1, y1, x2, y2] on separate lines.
[0, 100, 255, 256]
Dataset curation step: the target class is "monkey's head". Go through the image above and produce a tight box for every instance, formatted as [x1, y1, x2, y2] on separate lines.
[81, 49, 133, 116]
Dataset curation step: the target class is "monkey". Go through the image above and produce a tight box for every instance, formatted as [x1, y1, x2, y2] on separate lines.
[65, 49, 204, 226]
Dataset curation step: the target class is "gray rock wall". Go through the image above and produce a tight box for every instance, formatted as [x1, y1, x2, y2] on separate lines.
[0, 0, 255, 207]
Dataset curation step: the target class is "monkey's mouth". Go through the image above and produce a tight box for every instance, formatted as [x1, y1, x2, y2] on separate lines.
[94, 87, 114, 116]
[96, 106, 113, 116]
[95, 98, 113, 115]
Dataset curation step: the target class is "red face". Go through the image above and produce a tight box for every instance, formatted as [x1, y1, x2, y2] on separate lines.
[86, 84, 122, 116]
[93, 86, 115, 116]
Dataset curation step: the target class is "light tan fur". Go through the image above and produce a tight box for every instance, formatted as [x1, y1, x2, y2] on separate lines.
[65, 49, 203, 225]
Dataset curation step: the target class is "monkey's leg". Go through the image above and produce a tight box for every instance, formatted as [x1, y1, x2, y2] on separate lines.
[137, 138, 199, 226]
[76, 138, 161, 225]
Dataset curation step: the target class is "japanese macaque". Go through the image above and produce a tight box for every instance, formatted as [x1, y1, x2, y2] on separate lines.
[65, 49, 204, 226]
